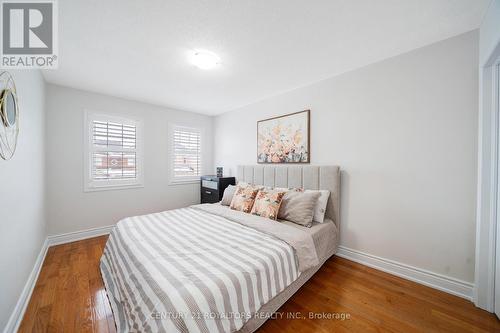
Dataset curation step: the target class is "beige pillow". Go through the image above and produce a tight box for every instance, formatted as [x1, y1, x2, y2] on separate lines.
[278, 191, 321, 227]
[250, 190, 286, 220]
[304, 190, 330, 223]
[229, 185, 259, 213]
[220, 185, 236, 206]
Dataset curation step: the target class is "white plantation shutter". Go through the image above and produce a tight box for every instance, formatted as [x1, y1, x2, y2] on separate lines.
[85, 112, 143, 191]
[92, 121, 137, 180]
[172, 126, 201, 180]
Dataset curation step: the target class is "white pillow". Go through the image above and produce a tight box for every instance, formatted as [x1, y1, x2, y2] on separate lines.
[220, 185, 236, 206]
[304, 190, 330, 223]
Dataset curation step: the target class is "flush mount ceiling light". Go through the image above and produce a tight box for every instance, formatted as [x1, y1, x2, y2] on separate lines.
[191, 51, 220, 70]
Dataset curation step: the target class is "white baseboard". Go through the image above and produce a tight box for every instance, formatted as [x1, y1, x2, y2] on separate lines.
[336, 246, 474, 301]
[3, 238, 49, 333]
[3, 225, 114, 333]
[47, 225, 114, 246]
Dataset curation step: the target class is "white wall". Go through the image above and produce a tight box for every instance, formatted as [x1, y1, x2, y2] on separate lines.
[0, 71, 46, 330]
[46, 85, 214, 235]
[214, 31, 478, 283]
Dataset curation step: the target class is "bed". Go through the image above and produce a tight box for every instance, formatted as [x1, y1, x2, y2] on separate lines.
[100, 165, 340, 333]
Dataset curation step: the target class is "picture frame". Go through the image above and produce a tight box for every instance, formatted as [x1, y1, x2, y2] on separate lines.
[257, 109, 310, 164]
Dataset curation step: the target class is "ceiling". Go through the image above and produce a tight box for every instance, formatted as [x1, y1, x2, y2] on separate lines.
[42, 0, 491, 115]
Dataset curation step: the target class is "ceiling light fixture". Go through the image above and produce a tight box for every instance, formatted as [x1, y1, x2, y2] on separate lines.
[191, 50, 220, 70]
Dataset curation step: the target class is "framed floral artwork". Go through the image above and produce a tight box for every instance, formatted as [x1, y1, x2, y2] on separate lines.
[257, 110, 310, 163]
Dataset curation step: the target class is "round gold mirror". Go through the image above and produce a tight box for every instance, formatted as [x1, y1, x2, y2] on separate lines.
[1, 89, 18, 128]
[0, 71, 19, 160]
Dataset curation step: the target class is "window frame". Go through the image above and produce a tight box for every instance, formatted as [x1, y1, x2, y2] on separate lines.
[168, 124, 203, 185]
[83, 110, 144, 192]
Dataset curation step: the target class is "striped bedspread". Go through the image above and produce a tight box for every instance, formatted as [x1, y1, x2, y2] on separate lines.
[100, 206, 301, 333]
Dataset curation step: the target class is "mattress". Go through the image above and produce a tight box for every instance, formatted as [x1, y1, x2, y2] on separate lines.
[279, 219, 337, 262]
[100, 204, 337, 333]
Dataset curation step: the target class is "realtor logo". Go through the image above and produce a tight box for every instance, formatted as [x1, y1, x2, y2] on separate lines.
[1, 0, 58, 68]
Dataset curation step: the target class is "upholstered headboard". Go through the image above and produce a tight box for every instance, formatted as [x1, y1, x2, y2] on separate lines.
[236, 165, 341, 227]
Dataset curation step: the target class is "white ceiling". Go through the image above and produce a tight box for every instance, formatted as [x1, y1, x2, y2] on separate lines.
[42, 0, 490, 115]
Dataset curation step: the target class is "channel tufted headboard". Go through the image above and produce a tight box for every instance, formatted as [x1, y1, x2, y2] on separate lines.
[236, 165, 340, 227]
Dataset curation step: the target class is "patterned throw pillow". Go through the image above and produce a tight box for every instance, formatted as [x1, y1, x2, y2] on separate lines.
[229, 185, 259, 213]
[238, 181, 264, 191]
[250, 190, 286, 220]
[275, 187, 304, 193]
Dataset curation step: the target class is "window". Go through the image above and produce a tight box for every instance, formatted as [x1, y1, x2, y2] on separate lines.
[170, 125, 202, 183]
[84, 111, 143, 191]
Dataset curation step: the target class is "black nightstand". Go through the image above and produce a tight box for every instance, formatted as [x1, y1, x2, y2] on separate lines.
[200, 176, 236, 204]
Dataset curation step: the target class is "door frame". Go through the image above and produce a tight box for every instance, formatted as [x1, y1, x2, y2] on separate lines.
[475, 42, 500, 312]
[495, 61, 500, 317]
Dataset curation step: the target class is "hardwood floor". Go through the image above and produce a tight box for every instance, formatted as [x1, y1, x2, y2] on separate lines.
[19, 236, 115, 333]
[19, 236, 499, 333]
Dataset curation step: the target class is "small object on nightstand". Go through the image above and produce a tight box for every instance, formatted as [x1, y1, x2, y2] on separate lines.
[200, 175, 235, 204]
[216, 167, 223, 177]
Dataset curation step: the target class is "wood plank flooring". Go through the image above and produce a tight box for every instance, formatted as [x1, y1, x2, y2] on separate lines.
[19, 236, 500, 333]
